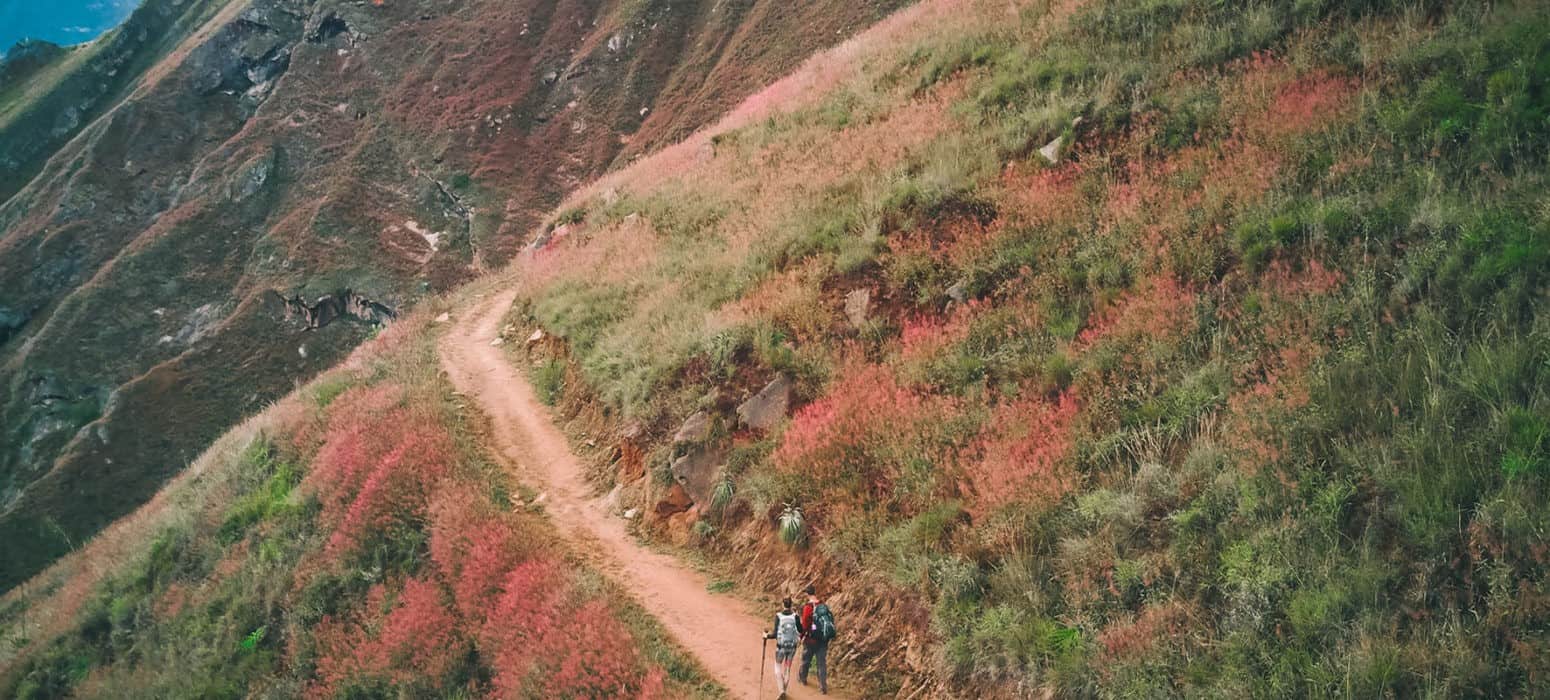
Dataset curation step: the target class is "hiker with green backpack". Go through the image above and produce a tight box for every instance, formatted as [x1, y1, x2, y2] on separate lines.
[799, 584, 837, 694]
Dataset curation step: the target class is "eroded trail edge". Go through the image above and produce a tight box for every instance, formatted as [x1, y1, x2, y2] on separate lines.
[439, 290, 831, 700]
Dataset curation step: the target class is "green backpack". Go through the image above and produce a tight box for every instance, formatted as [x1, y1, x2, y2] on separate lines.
[812, 603, 837, 642]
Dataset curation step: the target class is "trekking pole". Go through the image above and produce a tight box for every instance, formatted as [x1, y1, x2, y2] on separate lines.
[758, 637, 767, 700]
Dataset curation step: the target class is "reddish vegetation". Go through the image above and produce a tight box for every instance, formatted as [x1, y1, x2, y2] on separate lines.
[900, 304, 982, 365]
[295, 384, 662, 697]
[1077, 276, 1199, 355]
[312, 577, 462, 693]
[965, 392, 1081, 513]
[1096, 600, 1192, 664]
[775, 361, 930, 485]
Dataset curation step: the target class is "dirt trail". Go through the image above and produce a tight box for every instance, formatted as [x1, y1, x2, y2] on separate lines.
[439, 289, 834, 700]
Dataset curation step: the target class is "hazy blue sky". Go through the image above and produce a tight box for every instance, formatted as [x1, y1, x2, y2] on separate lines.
[0, 0, 142, 55]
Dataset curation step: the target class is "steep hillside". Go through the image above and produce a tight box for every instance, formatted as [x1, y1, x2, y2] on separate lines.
[3, 0, 1547, 696]
[0, 293, 719, 697]
[492, 0, 1550, 695]
[0, 0, 911, 591]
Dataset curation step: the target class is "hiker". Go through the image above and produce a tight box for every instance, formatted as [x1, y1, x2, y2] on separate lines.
[799, 584, 837, 694]
[764, 597, 801, 696]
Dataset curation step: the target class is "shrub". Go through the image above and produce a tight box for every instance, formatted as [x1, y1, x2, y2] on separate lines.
[778, 504, 806, 546]
[531, 358, 566, 406]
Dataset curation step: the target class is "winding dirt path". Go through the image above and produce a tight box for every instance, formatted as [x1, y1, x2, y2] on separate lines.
[439, 289, 833, 700]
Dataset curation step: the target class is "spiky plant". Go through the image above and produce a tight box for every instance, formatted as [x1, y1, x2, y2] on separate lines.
[710, 475, 736, 517]
[778, 503, 805, 546]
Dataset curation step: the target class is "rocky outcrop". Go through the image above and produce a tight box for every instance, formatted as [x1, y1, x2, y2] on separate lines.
[738, 374, 793, 432]
[655, 483, 694, 516]
[844, 288, 871, 328]
[673, 411, 713, 445]
[273, 289, 395, 329]
[187, 4, 307, 114]
[0, 305, 31, 346]
[670, 444, 728, 506]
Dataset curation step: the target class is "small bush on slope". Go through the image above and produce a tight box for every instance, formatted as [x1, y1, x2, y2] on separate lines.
[509, 0, 1550, 695]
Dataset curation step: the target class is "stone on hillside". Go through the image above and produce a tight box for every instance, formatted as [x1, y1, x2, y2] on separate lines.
[673, 410, 712, 444]
[655, 483, 693, 516]
[738, 373, 792, 432]
[1038, 134, 1064, 164]
[526, 328, 544, 345]
[1038, 117, 1083, 165]
[946, 279, 968, 303]
[433, 312, 451, 323]
[671, 445, 727, 505]
[602, 483, 623, 513]
[844, 288, 871, 328]
[489, 337, 504, 347]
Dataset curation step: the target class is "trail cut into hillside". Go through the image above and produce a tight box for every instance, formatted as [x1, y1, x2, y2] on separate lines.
[440, 290, 835, 700]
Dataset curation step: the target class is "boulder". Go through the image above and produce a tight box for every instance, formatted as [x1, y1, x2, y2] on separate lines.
[673, 410, 712, 444]
[433, 312, 451, 324]
[602, 483, 623, 513]
[738, 373, 792, 432]
[655, 483, 693, 516]
[1038, 134, 1064, 164]
[526, 328, 545, 345]
[946, 279, 968, 303]
[671, 444, 727, 505]
[844, 288, 871, 328]
[1038, 117, 1083, 165]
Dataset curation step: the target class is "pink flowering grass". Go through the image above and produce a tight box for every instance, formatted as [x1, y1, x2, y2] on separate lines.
[964, 391, 1081, 514]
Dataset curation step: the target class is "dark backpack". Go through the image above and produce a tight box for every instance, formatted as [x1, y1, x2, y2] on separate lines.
[812, 603, 837, 642]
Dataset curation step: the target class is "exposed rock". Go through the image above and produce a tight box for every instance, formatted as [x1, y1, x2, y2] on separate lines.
[844, 288, 871, 328]
[623, 507, 640, 520]
[655, 483, 693, 516]
[433, 312, 451, 323]
[273, 289, 396, 329]
[671, 444, 727, 505]
[489, 337, 504, 347]
[0, 305, 32, 345]
[602, 483, 623, 513]
[946, 280, 968, 303]
[673, 410, 712, 444]
[1038, 116, 1083, 164]
[737, 373, 792, 432]
[526, 328, 545, 345]
[307, 14, 351, 44]
[229, 149, 276, 201]
[172, 302, 229, 345]
[1038, 134, 1064, 164]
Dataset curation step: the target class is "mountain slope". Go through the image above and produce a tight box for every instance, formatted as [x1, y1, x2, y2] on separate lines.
[2, 0, 1547, 697]
[0, 0, 912, 591]
[484, 0, 1550, 695]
